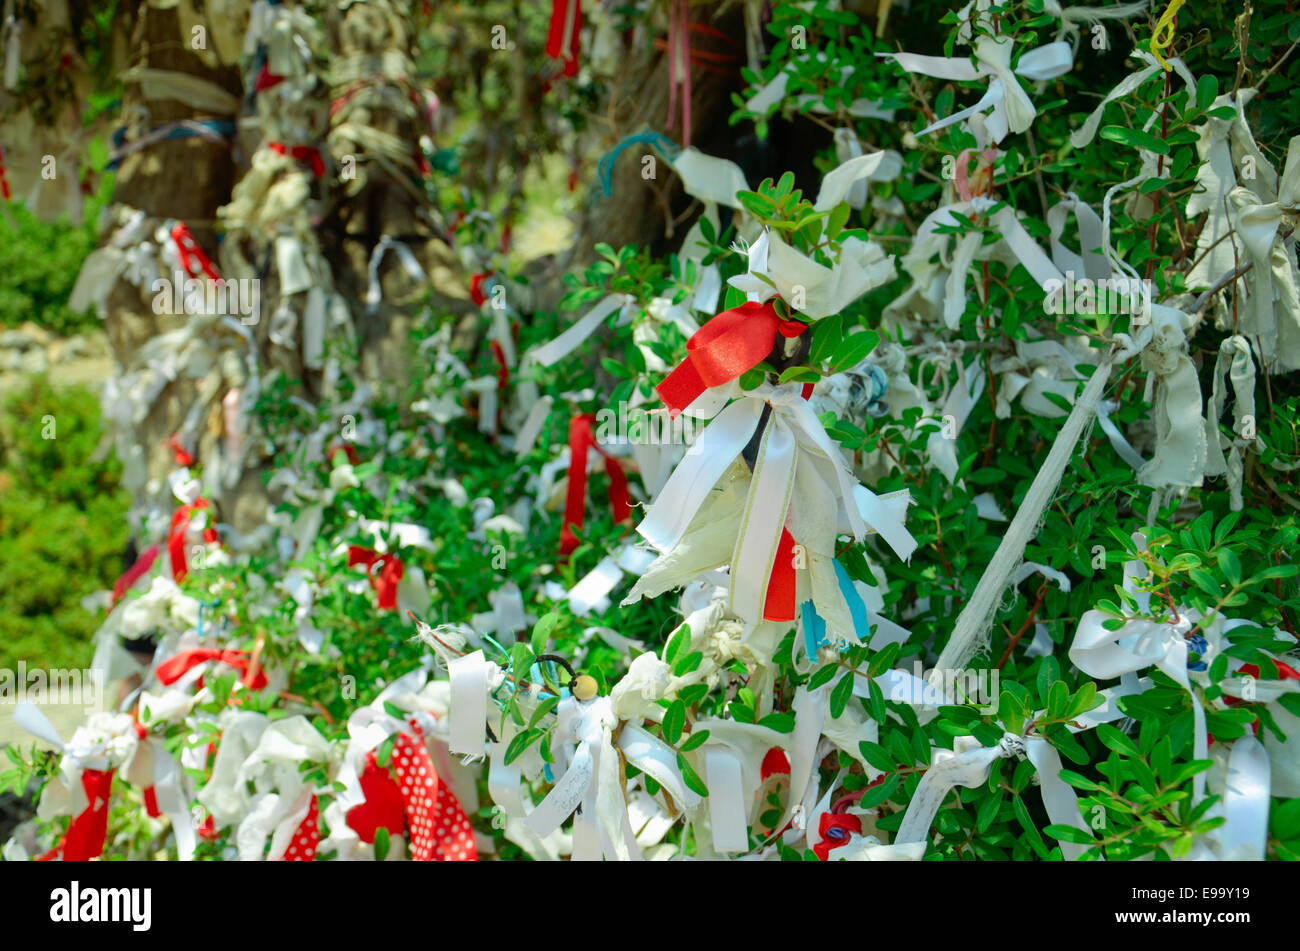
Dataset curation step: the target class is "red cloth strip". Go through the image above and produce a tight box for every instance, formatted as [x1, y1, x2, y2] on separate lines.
[559, 414, 631, 557]
[490, 339, 510, 391]
[155, 648, 269, 690]
[268, 142, 326, 177]
[763, 528, 798, 622]
[62, 768, 115, 861]
[348, 546, 405, 611]
[170, 222, 221, 282]
[545, 0, 582, 77]
[111, 543, 160, 606]
[169, 499, 218, 582]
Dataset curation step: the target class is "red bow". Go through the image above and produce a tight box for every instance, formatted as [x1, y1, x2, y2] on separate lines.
[169, 499, 219, 582]
[268, 142, 326, 177]
[348, 546, 405, 611]
[656, 302, 806, 416]
[170, 222, 221, 282]
[560, 414, 631, 557]
[111, 543, 160, 606]
[155, 648, 268, 690]
[545, 0, 583, 77]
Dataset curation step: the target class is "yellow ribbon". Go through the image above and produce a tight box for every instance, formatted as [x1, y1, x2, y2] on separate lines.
[1149, 0, 1187, 71]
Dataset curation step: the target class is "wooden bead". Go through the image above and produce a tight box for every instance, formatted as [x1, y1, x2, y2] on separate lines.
[572, 675, 598, 701]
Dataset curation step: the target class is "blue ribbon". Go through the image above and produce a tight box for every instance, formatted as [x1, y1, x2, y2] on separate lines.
[799, 560, 873, 660]
[596, 131, 682, 197]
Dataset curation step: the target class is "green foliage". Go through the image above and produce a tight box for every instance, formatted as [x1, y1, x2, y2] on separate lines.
[0, 378, 129, 671]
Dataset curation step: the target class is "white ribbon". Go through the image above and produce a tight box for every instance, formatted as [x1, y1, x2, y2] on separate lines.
[525, 293, 632, 368]
[894, 733, 1025, 845]
[881, 14, 1073, 144]
[365, 236, 427, 315]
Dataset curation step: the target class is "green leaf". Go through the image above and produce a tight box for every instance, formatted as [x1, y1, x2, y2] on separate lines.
[1012, 794, 1049, 857]
[857, 773, 899, 809]
[1046, 680, 1070, 720]
[662, 700, 687, 745]
[832, 330, 880, 371]
[1099, 125, 1170, 155]
[376, 735, 396, 769]
[504, 728, 540, 765]
[1217, 549, 1242, 586]
[858, 741, 896, 773]
[373, 826, 391, 862]
[673, 651, 704, 677]
[1067, 682, 1100, 719]
[1195, 75, 1218, 112]
[531, 611, 560, 655]
[528, 695, 560, 730]
[664, 625, 690, 666]
[808, 663, 838, 690]
[758, 712, 796, 733]
[830, 671, 855, 719]
[677, 754, 709, 797]
[601, 357, 629, 379]
[809, 313, 844, 365]
[1097, 723, 1142, 759]
[679, 729, 711, 752]
[1044, 823, 1096, 845]
[976, 791, 1002, 833]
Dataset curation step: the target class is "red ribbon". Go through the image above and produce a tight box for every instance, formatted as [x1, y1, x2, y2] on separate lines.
[169, 499, 218, 582]
[111, 543, 160, 606]
[656, 302, 806, 416]
[155, 648, 269, 690]
[560, 414, 631, 557]
[489, 339, 510, 391]
[268, 142, 325, 177]
[469, 272, 491, 307]
[170, 222, 221, 282]
[764, 528, 799, 623]
[545, 0, 583, 77]
[61, 768, 115, 862]
[348, 546, 405, 611]
[0, 145, 10, 201]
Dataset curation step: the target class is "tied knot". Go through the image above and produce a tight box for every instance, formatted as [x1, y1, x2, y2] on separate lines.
[750, 381, 807, 408]
[997, 733, 1027, 759]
